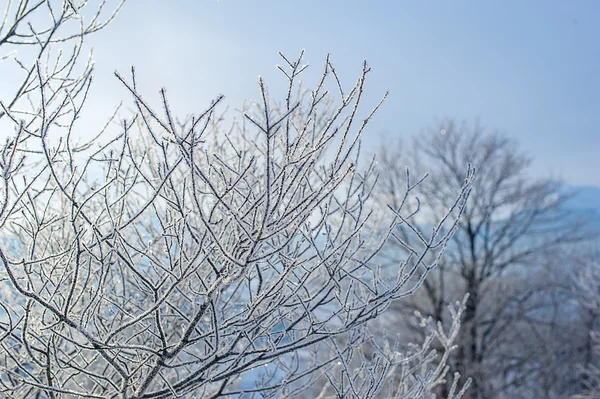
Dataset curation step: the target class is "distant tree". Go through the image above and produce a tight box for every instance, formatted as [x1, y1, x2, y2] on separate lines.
[570, 247, 600, 398]
[371, 120, 587, 398]
[0, 3, 475, 397]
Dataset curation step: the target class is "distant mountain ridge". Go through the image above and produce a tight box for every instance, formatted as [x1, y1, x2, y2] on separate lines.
[566, 185, 600, 210]
[565, 184, 600, 229]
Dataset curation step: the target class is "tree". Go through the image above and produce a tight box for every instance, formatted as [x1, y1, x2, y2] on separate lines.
[372, 120, 587, 398]
[568, 246, 600, 398]
[0, 2, 475, 397]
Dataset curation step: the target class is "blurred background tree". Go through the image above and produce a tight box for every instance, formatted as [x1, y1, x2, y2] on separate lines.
[370, 119, 598, 398]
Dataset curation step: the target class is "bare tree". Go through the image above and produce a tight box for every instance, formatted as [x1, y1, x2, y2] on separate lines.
[0, 3, 476, 397]
[372, 120, 588, 398]
[569, 246, 600, 398]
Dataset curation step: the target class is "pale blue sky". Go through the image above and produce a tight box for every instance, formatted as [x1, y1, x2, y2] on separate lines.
[82, 1, 599, 186]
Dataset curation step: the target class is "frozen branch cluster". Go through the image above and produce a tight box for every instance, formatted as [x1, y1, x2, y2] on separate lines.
[573, 260, 600, 397]
[0, 2, 474, 398]
[314, 295, 471, 399]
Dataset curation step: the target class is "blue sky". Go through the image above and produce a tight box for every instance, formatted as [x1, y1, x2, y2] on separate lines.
[77, 1, 599, 186]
